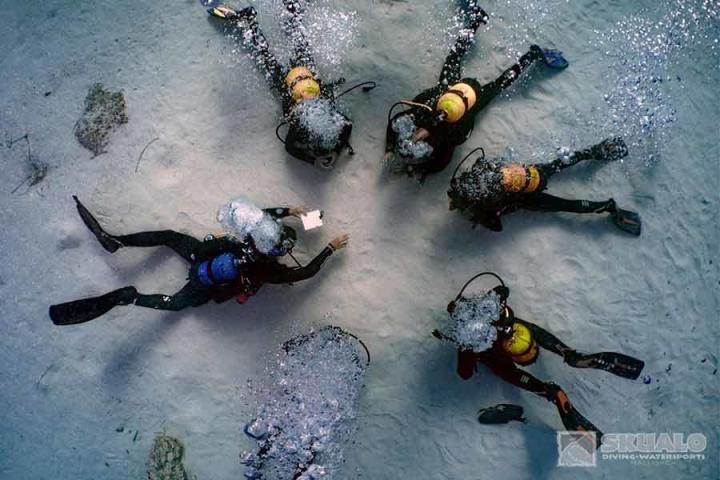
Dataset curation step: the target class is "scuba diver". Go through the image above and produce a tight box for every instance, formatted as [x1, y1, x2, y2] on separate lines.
[384, 0, 570, 181]
[447, 137, 642, 235]
[202, 0, 375, 168]
[433, 273, 645, 443]
[49, 196, 349, 326]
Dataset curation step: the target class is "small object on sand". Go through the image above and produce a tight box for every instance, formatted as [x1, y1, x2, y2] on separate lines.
[477, 404, 526, 424]
[642, 375, 652, 384]
[7, 134, 49, 194]
[115, 426, 124, 433]
[74, 83, 128, 156]
[300, 210, 324, 230]
[135, 137, 159, 173]
[146, 433, 190, 480]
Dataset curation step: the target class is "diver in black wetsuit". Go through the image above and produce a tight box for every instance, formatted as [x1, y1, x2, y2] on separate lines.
[204, 0, 374, 168]
[447, 137, 642, 235]
[49, 197, 348, 326]
[433, 273, 645, 443]
[384, 1, 569, 181]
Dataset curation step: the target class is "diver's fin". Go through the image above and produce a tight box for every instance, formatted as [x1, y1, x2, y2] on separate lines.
[540, 48, 569, 69]
[49, 287, 137, 326]
[611, 207, 642, 236]
[548, 384, 602, 446]
[73, 196, 123, 253]
[477, 404, 526, 424]
[567, 352, 645, 380]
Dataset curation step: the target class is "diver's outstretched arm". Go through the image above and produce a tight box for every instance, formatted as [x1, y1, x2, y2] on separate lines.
[217, 6, 287, 92]
[261, 234, 347, 284]
[487, 46, 544, 92]
[281, 0, 316, 70]
[544, 137, 629, 173]
[438, 2, 488, 85]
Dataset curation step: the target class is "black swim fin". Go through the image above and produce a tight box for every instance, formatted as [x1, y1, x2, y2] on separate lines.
[566, 352, 645, 380]
[73, 196, 123, 253]
[49, 287, 137, 326]
[477, 404, 526, 425]
[611, 206, 642, 236]
[547, 383, 602, 446]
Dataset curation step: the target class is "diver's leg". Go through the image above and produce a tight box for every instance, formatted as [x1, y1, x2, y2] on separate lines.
[112, 230, 201, 262]
[281, 0, 316, 70]
[513, 317, 574, 358]
[479, 353, 549, 398]
[438, 2, 489, 85]
[49, 287, 138, 325]
[133, 282, 212, 312]
[515, 318, 645, 380]
[523, 194, 642, 236]
[74, 196, 201, 261]
[522, 193, 614, 214]
[479, 353, 601, 441]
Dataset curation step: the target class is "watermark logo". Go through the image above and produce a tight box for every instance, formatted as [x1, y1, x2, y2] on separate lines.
[557, 431, 597, 467]
[558, 432, 707, 467]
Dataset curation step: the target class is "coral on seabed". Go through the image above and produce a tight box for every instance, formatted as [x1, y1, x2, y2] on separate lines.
[74, 83, 128, 156]
[147, 433, 190, 480]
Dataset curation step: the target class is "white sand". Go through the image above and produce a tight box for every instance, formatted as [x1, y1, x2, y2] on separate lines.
[0, 1, 717, 479]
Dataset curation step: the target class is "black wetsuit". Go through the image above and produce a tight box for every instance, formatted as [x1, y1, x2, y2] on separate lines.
[385, 3, 546, 178]
[222, 1, 351, 164]
[451, 142, 625, 231]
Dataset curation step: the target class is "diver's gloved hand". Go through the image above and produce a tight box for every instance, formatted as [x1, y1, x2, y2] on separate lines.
[463, 1, 490, 26]
[328, 234, 349, 252]
[289, 206, 310, 218]
[592, 137, 629, 162]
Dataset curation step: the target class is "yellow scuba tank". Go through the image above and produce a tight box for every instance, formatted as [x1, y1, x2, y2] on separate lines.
[286, 66, 321, 102]
[502, 323, 539, 366]
[436, 83, 477, 123]
[500, 164, 541, 193]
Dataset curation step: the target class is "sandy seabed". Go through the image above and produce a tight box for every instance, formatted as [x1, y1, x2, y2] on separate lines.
[0, 1, 718, 479]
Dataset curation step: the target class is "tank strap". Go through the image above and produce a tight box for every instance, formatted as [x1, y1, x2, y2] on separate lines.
[446, 89, 470, 110]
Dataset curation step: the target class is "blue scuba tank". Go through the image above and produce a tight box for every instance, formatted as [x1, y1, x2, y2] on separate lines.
[196, 252, 243, 288]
